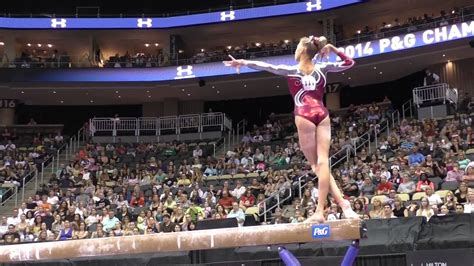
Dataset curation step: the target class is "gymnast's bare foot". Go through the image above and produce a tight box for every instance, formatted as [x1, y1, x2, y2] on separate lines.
[340, 200, 361, 220]
[305, 211, 325, 223]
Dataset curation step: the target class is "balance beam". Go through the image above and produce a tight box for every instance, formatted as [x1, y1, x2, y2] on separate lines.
[0, 219, 362, 262]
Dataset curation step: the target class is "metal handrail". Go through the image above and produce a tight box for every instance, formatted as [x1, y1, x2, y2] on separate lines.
[1, 125, 87, 208]
[90, 112, 231, 137]
[257, 182, 293, 222]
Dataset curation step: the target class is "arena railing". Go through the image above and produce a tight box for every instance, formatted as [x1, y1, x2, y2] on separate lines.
[89, 112, 232, 137]
[257, 181, 293, 222]
[0, 126, 86, 209]
[412, 83, 458, 108]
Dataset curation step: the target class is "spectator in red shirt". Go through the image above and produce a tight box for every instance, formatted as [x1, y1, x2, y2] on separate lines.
[376, 175, 393, 195]
[130, 192, 145, 207]
[239, 189, 256, 211]
[218, 190, 235, 211]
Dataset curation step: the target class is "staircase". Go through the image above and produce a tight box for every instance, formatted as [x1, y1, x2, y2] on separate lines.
[0, 127, 87, 216]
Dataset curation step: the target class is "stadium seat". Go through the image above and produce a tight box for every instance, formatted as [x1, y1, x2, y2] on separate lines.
[435, 190, 449, 200]
[247, 173, 259, 178]
[396, 193, 410, 202]
[233, 173, 246, 179]
[440, 181, 459, 191]
[412, 192, 426, 201]
[219, 175, 232, 180]
[465, 149, 474, 155]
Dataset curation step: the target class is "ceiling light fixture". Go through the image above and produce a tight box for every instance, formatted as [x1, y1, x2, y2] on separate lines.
[60, 100, 64, 103]
[379, 71, 383, 74]
[442, 54, 446, 57]
[284, 40, 289, 44]
[348, 77, 352, 80]
[227, 46, 232, 50]
[373, 66, 377, 70]
[47, 44, 53, 48]
[115, 90, 119, 93]
[118, 95, 121, 98]
[145, 43, 150, 47]
[217, 91, 220, 94]
[37, 44, 42, 47]
[27, 43, 31, 47]
[244, 84, 247, 88]
[52, 91, 56, 94]
[0, 42, 4, 46]
[187, 93, 191, 96]
[21, 91, 24, 94]
[146, 90, 150, 93]
[90, 100, 94, 103]
[154, 43, 159, 47]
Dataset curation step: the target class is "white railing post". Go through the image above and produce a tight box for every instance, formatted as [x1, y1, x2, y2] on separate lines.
[22, 178, 25, 203]
[51, 157, 55, 174]
[41, 162, 45, 184]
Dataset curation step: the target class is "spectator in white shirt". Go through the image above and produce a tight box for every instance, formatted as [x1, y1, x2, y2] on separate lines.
[227, 202, 246, 226]
[464, 190, 474, 214]
[46, 191, 59, 206]
[6, 209, 20, 226]
[425, 187, 442, 206]
[193, 146, 203, 158]
[230, 180, 246, 200]
[240, 152, 253, 167]
[306, 180, 319, 201]
[252, 130, 264, 143]
[5, 140, 16, 151]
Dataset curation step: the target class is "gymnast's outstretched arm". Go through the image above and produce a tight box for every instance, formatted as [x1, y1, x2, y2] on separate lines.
[223, 55, 294, 76]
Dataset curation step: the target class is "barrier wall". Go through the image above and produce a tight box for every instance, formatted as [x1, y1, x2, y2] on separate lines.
[0, 214, 473, 266]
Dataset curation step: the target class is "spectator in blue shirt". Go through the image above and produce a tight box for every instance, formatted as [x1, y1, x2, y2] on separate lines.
[408, 147, 425, 166]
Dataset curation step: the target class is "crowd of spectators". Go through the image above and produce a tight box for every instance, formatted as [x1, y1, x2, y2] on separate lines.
[0, 122, 65, 210]
[0, 98, 426, 246]
[1, 102, 473, 245]
[340, 6, 473, 45]
[104, 50, 167, 68]
[13, 49, 71, 69]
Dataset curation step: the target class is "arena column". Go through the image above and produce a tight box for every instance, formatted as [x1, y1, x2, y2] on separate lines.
[2, 35, 16, 67]
[0, 99, 17, 126]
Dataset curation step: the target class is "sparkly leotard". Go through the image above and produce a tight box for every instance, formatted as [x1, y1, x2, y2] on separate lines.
[246, 52, 354, 125]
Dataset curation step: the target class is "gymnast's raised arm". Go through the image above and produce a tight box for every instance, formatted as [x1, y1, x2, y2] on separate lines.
[223, 55, 294, 76]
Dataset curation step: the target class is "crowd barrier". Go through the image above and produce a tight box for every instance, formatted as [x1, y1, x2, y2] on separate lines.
[0, 214, 472, 265]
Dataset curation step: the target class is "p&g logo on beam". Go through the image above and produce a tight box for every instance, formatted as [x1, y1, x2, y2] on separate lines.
[311, 224, 331, 239]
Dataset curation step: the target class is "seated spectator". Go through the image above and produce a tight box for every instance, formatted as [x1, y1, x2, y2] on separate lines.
[376, 175, 393, 195]
[381, 203, 395, 219]
[408, 147, 425, 166]
[56, 220, 73, 241]
[227, 202, 246, 226]
[455, 181, 469, 204]
[193, 146, 203, 158]
[218, 191, 235, 211]
[416, 197, 434, 220]
[159, 213, 175, 233]
[454, 204, 464, 214]
[416, 173, 434, 192]
[369, 198, 383, 219]
[2, 224, 20, 244]
[464, 190, 474, 214]
[230, 180, 246, 200]
[239, 189, 256, 211]
[425, 187, 442, 206]
[393, 198, 407, 218]
[102, 210, 120, 232]
[445, 162, 464, 182]
[360, 176, 376, 199]
[463, 162, 474, 181]
[341, 175, 359, 197]
[397, 174, 416, 194]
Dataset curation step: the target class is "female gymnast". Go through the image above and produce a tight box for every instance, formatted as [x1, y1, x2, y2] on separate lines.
[223, 36, 359, 222]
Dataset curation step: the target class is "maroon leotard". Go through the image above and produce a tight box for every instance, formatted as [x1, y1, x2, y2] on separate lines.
[246, 51, 354, 126]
